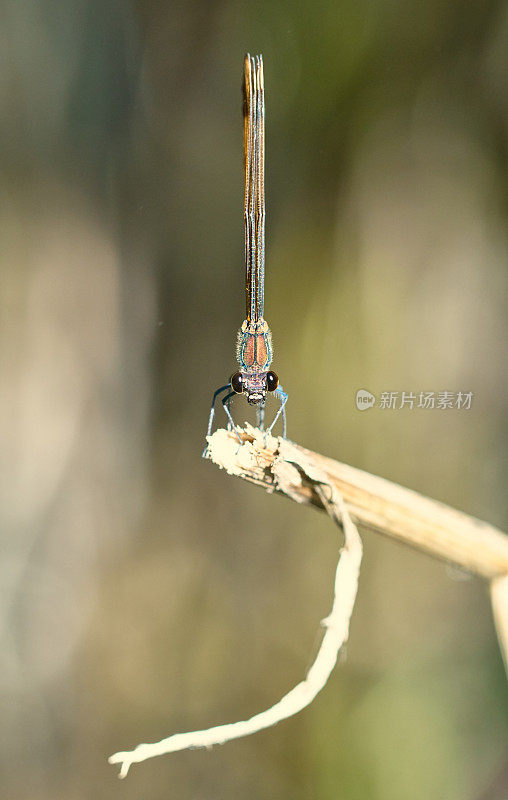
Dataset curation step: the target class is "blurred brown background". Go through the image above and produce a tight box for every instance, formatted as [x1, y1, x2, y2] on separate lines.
[1, 1, 508, 798]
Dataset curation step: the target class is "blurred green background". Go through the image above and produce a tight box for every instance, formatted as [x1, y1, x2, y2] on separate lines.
[1, 1, 508, 798]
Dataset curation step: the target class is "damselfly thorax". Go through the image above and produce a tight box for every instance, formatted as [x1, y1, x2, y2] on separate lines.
[234, 318, 276, 404]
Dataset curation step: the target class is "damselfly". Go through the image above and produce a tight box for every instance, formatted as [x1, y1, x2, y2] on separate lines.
[206, 54, 288, 441]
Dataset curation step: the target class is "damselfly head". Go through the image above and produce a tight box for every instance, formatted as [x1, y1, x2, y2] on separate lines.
[231, 371, 265, 404]
[230, 370, 279, 405]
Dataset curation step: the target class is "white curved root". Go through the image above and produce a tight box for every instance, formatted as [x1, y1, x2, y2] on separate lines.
[108, 485, 362, 778]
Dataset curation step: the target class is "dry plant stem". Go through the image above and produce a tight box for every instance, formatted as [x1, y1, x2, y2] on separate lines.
[204, 426, 508, 580]
[108, 478, 362, 778]
[491, 575, 508, 672]
[204, 426, 508, 677]
[109, 425, 508, 777]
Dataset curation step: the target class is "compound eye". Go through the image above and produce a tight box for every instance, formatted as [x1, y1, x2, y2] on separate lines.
[230, 372, 244, 393]
[266, 371, 279, 392]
